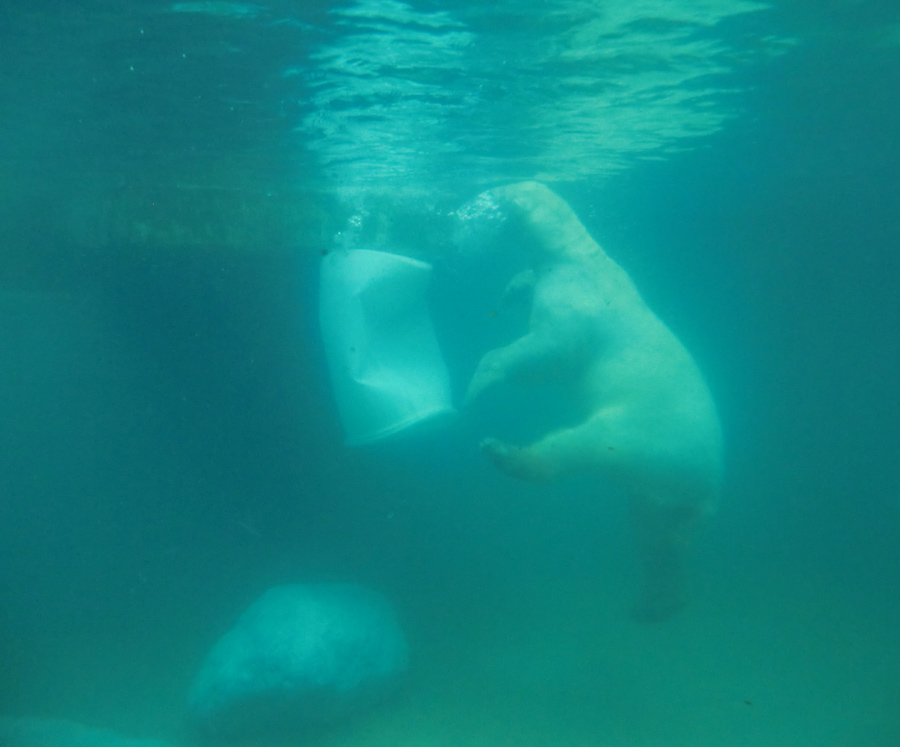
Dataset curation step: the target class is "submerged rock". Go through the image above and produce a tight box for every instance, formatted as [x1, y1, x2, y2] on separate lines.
[188, 583, 409, 740]
[0, 717, 171, 747]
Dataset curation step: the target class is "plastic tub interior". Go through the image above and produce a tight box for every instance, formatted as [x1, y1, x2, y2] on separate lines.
[319, 249, 455, 445]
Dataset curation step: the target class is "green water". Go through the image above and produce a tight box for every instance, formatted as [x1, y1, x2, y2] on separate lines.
[1, 1, 898, 745]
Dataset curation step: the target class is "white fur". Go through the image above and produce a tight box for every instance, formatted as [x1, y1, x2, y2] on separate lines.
[465, 182, 723, 618]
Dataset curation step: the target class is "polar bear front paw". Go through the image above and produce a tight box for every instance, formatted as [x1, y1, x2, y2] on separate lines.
[480, 438, 554, 484]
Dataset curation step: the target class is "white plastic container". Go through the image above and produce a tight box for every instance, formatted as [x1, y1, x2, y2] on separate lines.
[319, 249, 455, 445]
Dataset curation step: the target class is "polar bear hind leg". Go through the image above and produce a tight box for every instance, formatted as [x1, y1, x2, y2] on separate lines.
[481, 410, 706, 623]
[629, 495, 705, 622]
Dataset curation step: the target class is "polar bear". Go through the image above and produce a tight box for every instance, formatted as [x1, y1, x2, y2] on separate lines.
[464, 182, 723, 621]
